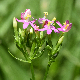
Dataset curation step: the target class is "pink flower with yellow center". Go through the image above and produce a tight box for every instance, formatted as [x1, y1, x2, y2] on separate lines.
[38, 12, 48, 24]
[38, 20, 59, 34]
[16, 9, 37, 29]
[21, 9, 31, 21]
[56, 20, 72, 32]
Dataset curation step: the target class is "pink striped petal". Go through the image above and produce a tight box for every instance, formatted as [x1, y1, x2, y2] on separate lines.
[56, 21, 63, 28]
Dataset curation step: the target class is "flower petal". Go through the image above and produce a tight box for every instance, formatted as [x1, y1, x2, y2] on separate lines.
[47, 29, 52, 34]
[29, 20, 37, 28]
[38, 28, 46, 31]
[30, 19, 37, 23]
[38, 18, 44, 24]
[57, 28, 64, 32]
[16, 18, 25, 23]
[51, 26, 59, 33]
[66, 20, 69, 24]
[21, 13, 25, 20]
[56, 21, 63, 28]
[23, 22, 29, 29]
[44, 25, 48, 28]
[69, 23, 72, 27]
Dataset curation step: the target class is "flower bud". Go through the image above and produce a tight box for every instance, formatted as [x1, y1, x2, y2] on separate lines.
[19, 28, 25, 37]
[40, 31, 43, 39]
[52, 35, 64, 55]
[19, 28, 21, 35]
[58, 36, 64, 45]
[21, 30, 25, 37]
[30, 27, 33, 34]
[13, 17, 17, 28]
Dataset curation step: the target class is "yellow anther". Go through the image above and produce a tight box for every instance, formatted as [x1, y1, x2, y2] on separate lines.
[63, 22, 66, 25]
[25, 16, 28, 20]
[47, 21, 52, 26]
[27, 14, 31, 18]
[65, 24, 69, 29]
[25, 14, 31, 20]
[43, 12, 48, 16]
[48, 21, 52, 24]
[52, 17, 56, 21]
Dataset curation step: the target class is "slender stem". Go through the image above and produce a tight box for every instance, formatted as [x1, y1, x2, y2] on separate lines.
[16, 44, 28, 60]
[30, 61, 35, 80]
[43, 61, 52, 80]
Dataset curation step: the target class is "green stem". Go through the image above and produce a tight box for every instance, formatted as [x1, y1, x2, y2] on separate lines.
[30, 61, 35, 80]
[43, 61, 52, 80]
[16, 44, 28, 61]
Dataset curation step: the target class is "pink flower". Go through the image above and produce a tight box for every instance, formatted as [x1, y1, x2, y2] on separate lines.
[16, 18, 36, 29]
[56, 20, 72, 32]
[38, 12, 48, 24]
[21, 9, 31, 21]
[38, 21, 59, 34]
[38, 18, 46, 24]
[16, 9, 36, 29]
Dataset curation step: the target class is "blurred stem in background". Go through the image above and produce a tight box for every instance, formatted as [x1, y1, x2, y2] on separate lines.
[30, 61, 35, 80]
[43, 60, 52, 80]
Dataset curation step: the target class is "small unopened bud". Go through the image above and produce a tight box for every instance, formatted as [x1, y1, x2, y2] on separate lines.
[58, 36, 64, 44]
[19, 28, 25, 37]
[40, 31, 43, 39]
[13, 17, 17, 28]
[21, 30, 25, 37]
[19, 28, 21, 34]
[52, 35, 64, 55]
[30, 27, 33, 34]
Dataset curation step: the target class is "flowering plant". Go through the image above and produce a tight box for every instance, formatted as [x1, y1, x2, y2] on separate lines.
[10, 9, 72, 80]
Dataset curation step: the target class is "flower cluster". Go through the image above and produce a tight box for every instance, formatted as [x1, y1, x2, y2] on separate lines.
[12, 9, 72, 63]
[16, 9, 72, 34]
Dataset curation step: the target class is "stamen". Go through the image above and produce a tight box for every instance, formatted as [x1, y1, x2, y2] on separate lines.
[52, 17, 56, 21]
[65, 24, 69, 29]
[25, 14, 31, 20]
[25, 16, 28, 20]
[63, 22, 66, 25]
[47, 21, 52, 26]
[27, 14, 31, 18]
[43, 12, 48, 17]
[43, 12, 48, 15]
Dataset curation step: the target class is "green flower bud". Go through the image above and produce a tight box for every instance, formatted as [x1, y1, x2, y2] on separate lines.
[13, 17, 17, 28]
[13, 17, 18, 42]
[58, 36, 64, 45]
[40, 31, 43, 39]
[30, 27, 33, 34]
[52, 36, 64, 55]
[19, 28, 21, 35]
[21, 30, 25, 37]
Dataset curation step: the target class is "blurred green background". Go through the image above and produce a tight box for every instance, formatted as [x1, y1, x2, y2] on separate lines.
[0, 0, 80, 80]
